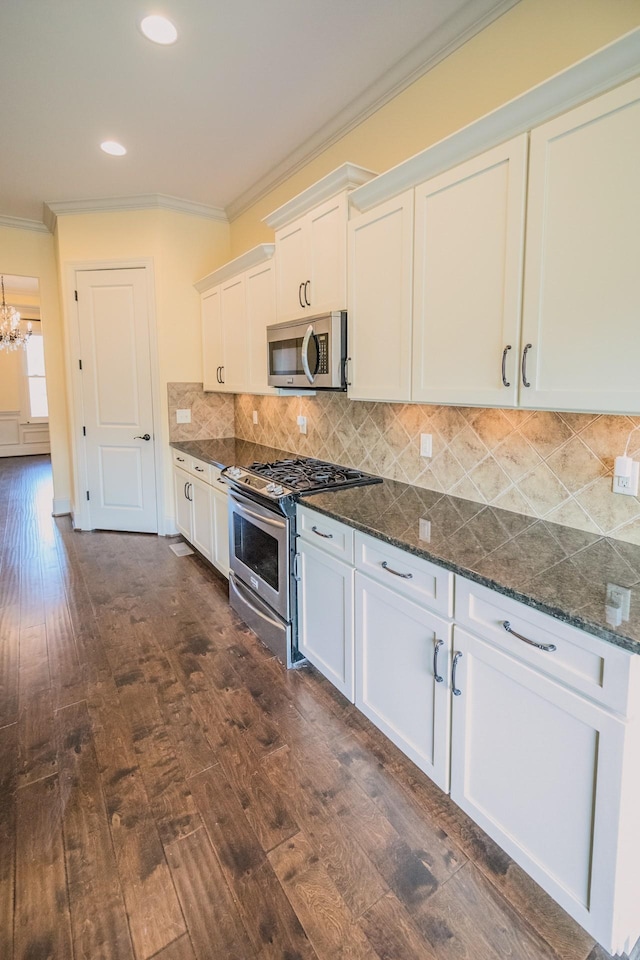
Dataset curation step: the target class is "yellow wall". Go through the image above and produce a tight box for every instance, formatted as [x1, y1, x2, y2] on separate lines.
[229, 0, 640, 256]
[0, 351, 21, 410]
[0, 226, 70, 506]
[55, 208, 230, 525]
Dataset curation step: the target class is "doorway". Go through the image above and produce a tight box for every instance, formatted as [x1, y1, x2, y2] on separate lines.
[71, 265, 160, 533]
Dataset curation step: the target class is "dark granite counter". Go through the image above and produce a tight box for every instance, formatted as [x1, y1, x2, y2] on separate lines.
[303, 480, 640, 655]
[171, 438, 640, 654]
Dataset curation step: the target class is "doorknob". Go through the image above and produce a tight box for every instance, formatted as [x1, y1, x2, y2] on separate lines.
[134, 433, 151, 441]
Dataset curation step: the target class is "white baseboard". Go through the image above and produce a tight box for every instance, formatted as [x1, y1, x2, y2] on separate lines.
[163, 516, 179, 536]
[0, 442, 51, 458]
[52, 497, 71, 516]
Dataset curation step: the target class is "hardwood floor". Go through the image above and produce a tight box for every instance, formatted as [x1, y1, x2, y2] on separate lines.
[0, 454, 628, 960]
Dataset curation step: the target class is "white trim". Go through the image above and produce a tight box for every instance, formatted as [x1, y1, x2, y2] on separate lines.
[263, 164, 378, 230]
[350, 26, 640, 213]
[194, 243, 275, 293]
[52, 497, 71, 516]
[0, 443, 51, 458]
[45, 194, 228, 233]
[226, 0, 520, 221]
[63, 259, 165, 534]
[0, 214, 49, 234]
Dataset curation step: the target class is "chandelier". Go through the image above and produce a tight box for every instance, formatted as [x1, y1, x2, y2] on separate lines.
[0, 276, 32, 351]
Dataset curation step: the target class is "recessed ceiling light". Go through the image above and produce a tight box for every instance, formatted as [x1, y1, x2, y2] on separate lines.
[140, 15, 178, 44]
[100, 141, 127, 156]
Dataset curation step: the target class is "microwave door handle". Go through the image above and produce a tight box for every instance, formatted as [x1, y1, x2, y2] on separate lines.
[301, 324, 316, 384]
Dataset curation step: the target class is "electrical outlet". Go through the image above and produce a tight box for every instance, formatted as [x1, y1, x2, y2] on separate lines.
[419, 519, 431, 542]
[612, 459, 639, 496]
[606, 583, 631, 621]
[176, 408, 191, 424]
[297, 415, 307, 435]
[420, 434, 432, 458]
[252, 410, 258, 425]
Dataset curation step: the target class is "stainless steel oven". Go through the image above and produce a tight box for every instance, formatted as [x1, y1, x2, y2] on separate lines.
[267, 311, 347, 390]
[227, 488, 296, 665]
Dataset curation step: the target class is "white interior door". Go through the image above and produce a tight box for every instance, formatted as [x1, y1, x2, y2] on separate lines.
[76, 267, 157, 532]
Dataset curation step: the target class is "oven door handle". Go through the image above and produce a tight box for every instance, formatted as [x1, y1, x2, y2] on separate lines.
[301, 324, 316, 384]
[230, 493, 287, 530]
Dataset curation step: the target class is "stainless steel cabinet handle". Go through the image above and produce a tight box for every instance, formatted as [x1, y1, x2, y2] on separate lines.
[433, 639, 444, 683]
[298, 282, 305, 309]
[501, 345, 511, 387]
[312, 525, 333, 539]
[502, 620, 556, 652]
[220, 366, 224, 384]
[216, 365, 221, 383]
[381, 560, 413, 580]
[304, 280, 311, 307]
[184, 481, 189, 499]
[521, 343, 532, 388]
[187, 482, 193, 502]
[451, 651, 463, 696]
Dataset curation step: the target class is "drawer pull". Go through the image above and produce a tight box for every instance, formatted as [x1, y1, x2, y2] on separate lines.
[452, 651, 463, 696]
[312, 525, 333, 539]
[381, 560, 413, 580]
[433, 639, 444, 683]
[176, 457, 185, 462]
[502, 620, 556, 653]
[194, 466, 205, 472]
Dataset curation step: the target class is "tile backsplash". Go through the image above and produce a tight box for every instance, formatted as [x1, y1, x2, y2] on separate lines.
[234, 392, 640, 546]
[167, 383, 234, 441]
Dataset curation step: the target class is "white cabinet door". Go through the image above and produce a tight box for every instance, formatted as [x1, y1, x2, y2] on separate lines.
[201, 286, 223, 392]
[212, 486, 230, 577]
[308, 193, 347, 315]
[521, 77, 640, 413]
[245, 260, 276, 394]
[355, 572, 451, 790]
[275, 216, 309, 322]
[450, 626, 625, 946]
[173, 467, 192, 540]
[297, 538, 354, 701]
[220, 274, 248, 392]
[348, 190, 414, 401]
[412, 136, 527, 406]
[190, 475, 213, 562]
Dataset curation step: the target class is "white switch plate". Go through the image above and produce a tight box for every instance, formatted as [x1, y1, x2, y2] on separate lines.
[176, 408, 191, 424]
[606, 583, 631, 621]
[297, 415, 307, 435]
[420, 434, 432, 458]
[612, 460, 639, 496]
[252, 410, 258, 424]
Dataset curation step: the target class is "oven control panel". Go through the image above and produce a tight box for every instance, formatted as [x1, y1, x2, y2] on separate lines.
[221, 466, 294, 499]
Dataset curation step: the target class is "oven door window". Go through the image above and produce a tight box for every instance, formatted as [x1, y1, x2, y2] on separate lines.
[232, 513, 279, 590]
[269, 336, 304, 377]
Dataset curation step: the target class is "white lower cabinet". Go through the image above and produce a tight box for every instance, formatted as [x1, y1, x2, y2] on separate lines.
[297, 538, 354, 700]
[172, 454, 229, 578]
[355, 572, 452, 791]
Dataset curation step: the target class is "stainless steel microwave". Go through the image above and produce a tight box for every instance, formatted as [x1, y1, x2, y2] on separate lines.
[267, 312, 347, 390]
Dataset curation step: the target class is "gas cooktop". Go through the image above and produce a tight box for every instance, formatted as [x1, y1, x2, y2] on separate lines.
[222, 456, 382, 501]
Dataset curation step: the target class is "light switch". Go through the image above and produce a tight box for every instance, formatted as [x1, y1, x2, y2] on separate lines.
[176, 408, 191, 424]
[420, 434, 432, 458]
[297, 415, 307, 435]
[252, 410, 258, 425]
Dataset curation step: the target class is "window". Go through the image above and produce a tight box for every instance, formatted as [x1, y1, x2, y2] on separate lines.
[22, 329, 48, 420]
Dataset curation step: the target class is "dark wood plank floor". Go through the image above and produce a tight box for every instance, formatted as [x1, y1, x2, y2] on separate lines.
[0, 454, 629, 960]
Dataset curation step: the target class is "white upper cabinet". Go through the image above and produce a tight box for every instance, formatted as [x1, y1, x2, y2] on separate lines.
[348, 190, 414, 402]
[264, 164, 377, 323]
[412, 135, 527, 407]
[196, 244, 276, 396]
[520, 77, 640, 413]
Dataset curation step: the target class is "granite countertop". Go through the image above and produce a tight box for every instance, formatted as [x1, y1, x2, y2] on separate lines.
[170, 438, 640, 654]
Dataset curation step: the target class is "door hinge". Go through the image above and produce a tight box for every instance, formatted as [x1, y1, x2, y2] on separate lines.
[82, 426, 86, 436]
[78, 359, 82, 370]
[74, 290, 78, 301]
[86, 490, 90, 501]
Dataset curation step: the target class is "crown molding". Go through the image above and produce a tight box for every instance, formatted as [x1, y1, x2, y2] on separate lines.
[351, 26, 640, 213]
[0, 214, 49, 234]
[226, 0, 520, 222]
[43, 194, 228, 232]
[262, 164, 378, 230]
[194, 243, 275, 293]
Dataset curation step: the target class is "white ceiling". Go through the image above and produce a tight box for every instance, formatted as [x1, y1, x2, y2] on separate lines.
[1, 0, 517, 225]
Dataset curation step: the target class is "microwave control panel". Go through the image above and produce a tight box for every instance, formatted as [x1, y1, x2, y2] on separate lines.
[316, 333, 329, 374]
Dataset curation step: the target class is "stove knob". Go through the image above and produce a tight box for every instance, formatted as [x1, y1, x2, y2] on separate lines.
[227, 466, 242, 479]
[266, 482, 277, 494]
[272, 484, 284, 496]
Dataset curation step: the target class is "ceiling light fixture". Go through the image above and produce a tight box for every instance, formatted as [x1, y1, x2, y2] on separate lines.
[100, 140, 127, 156]
[0, 276, 32, 351]
[140, 15, 178, 44]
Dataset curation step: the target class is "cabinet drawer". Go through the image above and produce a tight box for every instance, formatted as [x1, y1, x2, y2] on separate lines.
[210, 466, 229, 497]
[454, 576, 632, 714]
[172, 449, 190, 471]
[355, 532, 453, 618]
[297, 506, 354, 562]
[189, 456, 212, 482]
